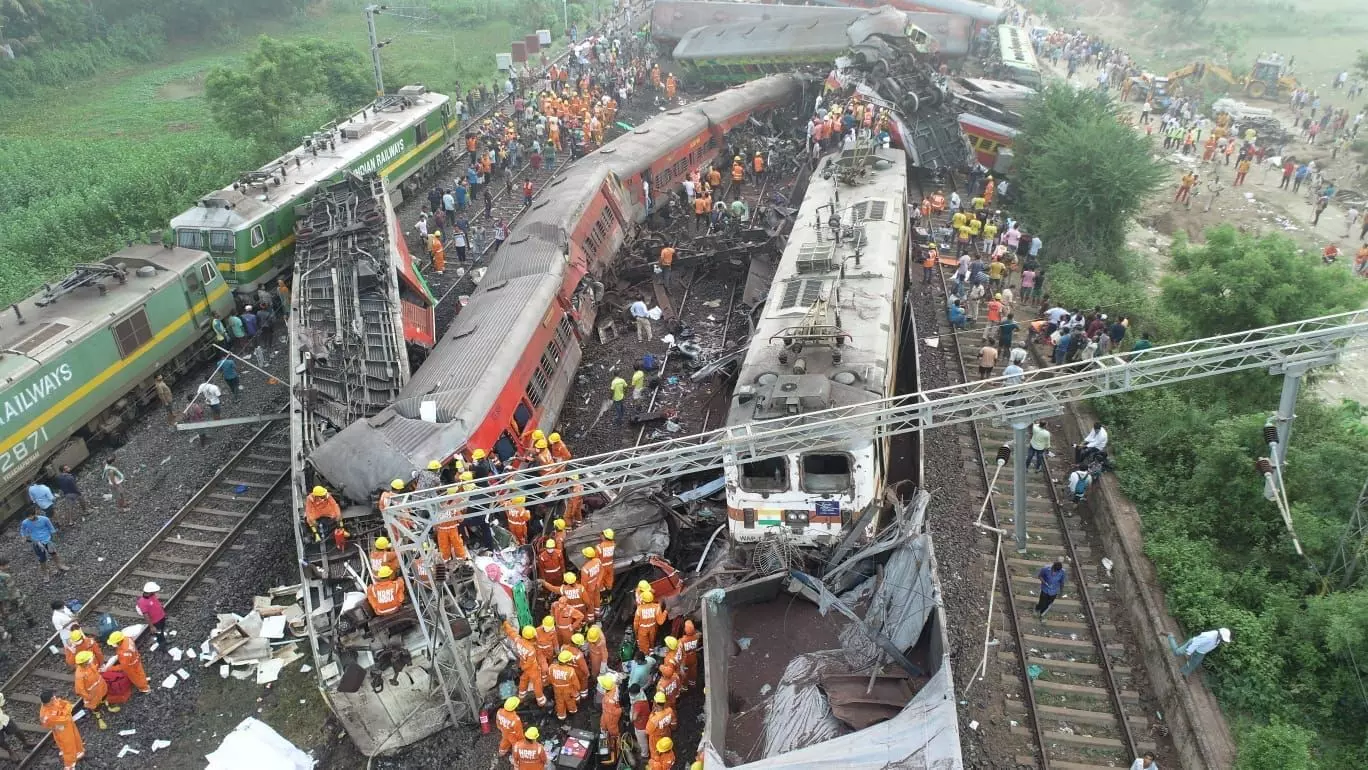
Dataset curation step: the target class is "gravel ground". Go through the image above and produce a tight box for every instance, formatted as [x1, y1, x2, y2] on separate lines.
[2, 344, 294, 768]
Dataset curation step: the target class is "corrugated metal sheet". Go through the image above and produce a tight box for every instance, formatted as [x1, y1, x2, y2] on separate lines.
[673, 7, 907, 60]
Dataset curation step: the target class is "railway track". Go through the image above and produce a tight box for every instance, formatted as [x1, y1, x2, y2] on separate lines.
[2, 419, 289, 764]
[931, 262, 1159, 769]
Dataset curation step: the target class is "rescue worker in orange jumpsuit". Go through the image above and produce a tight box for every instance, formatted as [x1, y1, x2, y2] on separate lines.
[634, 590, 666, 655]
[752, 151, 765, 179]
[513, 626, 549, 707]
[369, 536, 400, 575]
[656, 661, 682, 708]
[563, 636, 591, 699]
[549, 649, 582, 720]
[512, 726, 548, 770]
[495, 696, 523, 758]
[649, 737, 676, 770]
[366, 565, 406, 616]
[645, 691, 677, 761]
[597, 529, 616, 590]
[63, 629, 103, 669]
[662, 636, 684, 682]
[73, 650, 115, 730]
[586, 624, 609, 678]
[665, 74, 677, 100]
[534, 615, 558, 668]
[107, 631, 150, 694]
[431, 230, 446, 274]
[634, 579, 653, 606]
[730, 156, 745, 198]
[543, 571, 589, 617]
[538, 538, 565, 585]
[930, 189, 947, 216]
[598, 674, 624, 764]
[549, 432, 572, 463]
[38, 691, 83, 770]
[552, 597, 586, 646]
[680, 619, 702, 689]
[378, 478, 405, 513]
[305, 485, 342, 546]
[983, 176, 996, 206]
[506, 496, 532, 545]
[563, 476, 585, 527]
[435, 489, 470, 561]
[533, 439, 556, 486]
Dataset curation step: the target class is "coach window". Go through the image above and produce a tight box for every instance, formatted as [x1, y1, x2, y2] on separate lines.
[208, 229, 235, 253]
[801, 453, 852, 493]
[112, 309, 153, 359]
[513, 401, 533, 432]
[740, 457, 788, 493]
[494, 431, 518, 461]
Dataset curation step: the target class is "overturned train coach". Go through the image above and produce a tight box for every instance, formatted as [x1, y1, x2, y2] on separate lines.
[310, 75, 808, 501]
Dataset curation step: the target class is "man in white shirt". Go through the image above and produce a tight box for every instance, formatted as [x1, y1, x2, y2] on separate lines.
[682, 178, 695, 205]
[1165, 627, 1230, 676]
[1130, 752, 1158, 770]
[1003, 362, 1024, 385]
[1027, 421, 1050, 471]
[51, 600, 75, 645]
[1076, 421, 1109, 463]
[197, 380, 223, 419]
[1008, 342, 1028, 367]
[629, 298, 652, 342]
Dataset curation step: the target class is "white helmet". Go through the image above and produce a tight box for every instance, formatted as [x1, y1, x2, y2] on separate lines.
[1218, 627, 1232, 643]
[143, 581, 161, 593]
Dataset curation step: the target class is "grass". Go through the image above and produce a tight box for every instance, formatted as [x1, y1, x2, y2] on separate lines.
[0, 1, 551, 304]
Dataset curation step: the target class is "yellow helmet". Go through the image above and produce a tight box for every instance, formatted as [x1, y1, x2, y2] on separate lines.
[70, 629, 85, 642]
[653, 691, 667, 704]
[521, 625, 537, 640]
[733, 155, 741, 162]
[692, 763, 703, 770]
[377, 566, 394, 579]
[542, 615, 554, 628]
[571, 632, 585, 645]
[375, 536, 391, 550]
[390, 479, 405, 490]
[108, 631, 126, 645]
[312, 486, 328, 497]
[512, 496, 526, 505]
[637, 580, 651, 591]
[564, 572, 578, 584]
[598, 674, 617, 690]
[546, 539, 557, 549]
[640, 590, 655, 603]
[535, 439, 549, 449]
[504, 696, 521, 711]
[472, 448, 487, 460]
[571, 474, 581, 481]
[664, 636, 679, 651]
[75, 650, 95, 665]
[582, 547, 597, 559]
[525, 726, 540, 741]
[587, 626, 602, 642]
[428, 460, 442, 470]
[549, 432, 562, 443]
[459, 471, 474, 481]
[532, 430, 546, 441]
[554, 519, 567, 531]
[602, 528, 614, 540]
[558, 650, 573, 663]
[656, 737, 673, 753]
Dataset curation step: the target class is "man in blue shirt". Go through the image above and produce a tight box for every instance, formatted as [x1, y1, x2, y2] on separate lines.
[27, 481, 55, 518]
[1036, 561, 1066, 620]
[220, 356, 240, 395]
[19, 510, 69, 580]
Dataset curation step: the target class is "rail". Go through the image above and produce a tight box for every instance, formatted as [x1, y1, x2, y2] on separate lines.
[936, 261, 1143, 767]
[4, 417, 289, 766]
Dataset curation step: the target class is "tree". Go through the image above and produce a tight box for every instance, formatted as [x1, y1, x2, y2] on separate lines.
[1013, 83, 1165, 280]
[1236, 723, 1319, 770]
[1160, 226, 1368, 339]
[1356, 50, 1368, 82]
[1160, 0, 1210, 18]
[205, 36, 373, 148]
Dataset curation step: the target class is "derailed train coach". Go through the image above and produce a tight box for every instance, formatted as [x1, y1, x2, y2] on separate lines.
[309, 75, 809, 504]
[650, 0, 976, 59]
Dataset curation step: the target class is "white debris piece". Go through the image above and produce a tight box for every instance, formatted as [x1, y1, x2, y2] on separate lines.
[205, 718, 312, 770]
[118, 745, 140, 758]
[220, 665, 231, 679]
[151, 739, 171, 752]
[119, 729, 137, 736]
[256, 659, 284, 685]
[169, 647, 183, 661]
[259, 615, 287, 640]
[177, 668, 191, 680]
[161, 674, 179, 689]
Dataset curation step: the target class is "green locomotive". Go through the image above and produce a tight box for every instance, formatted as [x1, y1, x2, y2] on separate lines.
[171, 86, 459, 292]
[0, 245, 234, 518]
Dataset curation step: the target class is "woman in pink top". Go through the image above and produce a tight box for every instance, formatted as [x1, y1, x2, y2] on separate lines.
[1004, 225, 1021, 250]
[1020, 269, 1037, 300]
[135, 582, 168, 646]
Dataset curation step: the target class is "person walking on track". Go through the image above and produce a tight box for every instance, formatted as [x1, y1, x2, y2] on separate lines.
[1035, 561, 1066, 620]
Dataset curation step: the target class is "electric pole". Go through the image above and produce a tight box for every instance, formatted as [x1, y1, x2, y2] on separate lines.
[364, 4, 388, 97]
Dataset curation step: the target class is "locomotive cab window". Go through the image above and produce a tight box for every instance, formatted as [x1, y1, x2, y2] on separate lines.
[415, 121, 430, 144]
[801, 453, 852, 493]
[112, 309, 153, 359]
[177, 230, 203, 250]
[200, 262, 218, 284]
[250, 225, 265, 248]
[208, 229, 235, 253]
[740, 457, 788, 493]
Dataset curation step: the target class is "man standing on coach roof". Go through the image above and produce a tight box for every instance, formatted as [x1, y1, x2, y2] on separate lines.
[20, 508, 69, 581]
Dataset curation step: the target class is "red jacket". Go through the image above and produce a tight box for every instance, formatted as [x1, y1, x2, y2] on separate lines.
[631, 698, 651, 730]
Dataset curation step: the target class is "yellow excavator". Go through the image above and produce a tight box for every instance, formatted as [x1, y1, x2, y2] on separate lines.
[1166, 55, 1297, 100]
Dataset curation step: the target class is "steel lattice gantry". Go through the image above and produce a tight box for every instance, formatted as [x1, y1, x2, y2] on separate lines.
[379, 308, 1368, 727]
